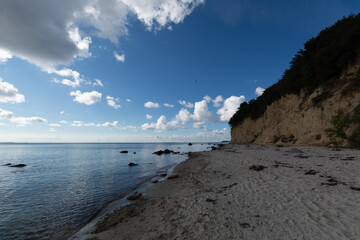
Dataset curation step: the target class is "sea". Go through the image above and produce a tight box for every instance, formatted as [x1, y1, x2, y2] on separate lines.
[0, 142, 215, 240]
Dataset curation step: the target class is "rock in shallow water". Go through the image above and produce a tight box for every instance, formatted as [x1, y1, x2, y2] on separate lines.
[120, 150, 128, 153]
[127, 193, 142, 201]
[9, 164, 27, 168]
[128, 162, 138, 166]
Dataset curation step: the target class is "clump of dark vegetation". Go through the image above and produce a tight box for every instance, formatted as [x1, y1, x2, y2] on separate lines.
[325, 108, 360, 148]
[229, 14, 360, 128]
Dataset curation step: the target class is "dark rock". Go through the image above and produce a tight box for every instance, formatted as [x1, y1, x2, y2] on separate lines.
[127, 193, 142, 201]
[3, 163, 12, 166]
[240, 223, 251, 229]
[153, 149, 179, 155]
[163, 149, 172, 154]
[211, 146, 218, 150]
[159, 173, 167, 177]
[120, 150, 128, 153]
[249, 165, 267, 171]
[166, 173, 179, 180]
[304, 170, 319, 175]
[128, 162, 138, 166]
[188, 143, 192, 146]
[151, 179, 159, 183]
[133, 152, 136, 154]
[206, 198, 216, 203]
[153, 150, 164, 155]
[9, 164, 26, 168]
[295, 154, 309, 159]
[350, 187, 360, 191]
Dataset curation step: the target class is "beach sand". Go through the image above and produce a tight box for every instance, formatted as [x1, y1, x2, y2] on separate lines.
[89, 144, 360, 240]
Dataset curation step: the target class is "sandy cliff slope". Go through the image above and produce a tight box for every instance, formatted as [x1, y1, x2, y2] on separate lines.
[231, 64, 360, 147]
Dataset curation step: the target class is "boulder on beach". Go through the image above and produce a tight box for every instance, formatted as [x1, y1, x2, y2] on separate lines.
[128, 162, 138, 166]
[127, 193, 142, 201]
[120, 150, 128, 153]
[166, 173, 179, 180]
[9, 164, 27, 168]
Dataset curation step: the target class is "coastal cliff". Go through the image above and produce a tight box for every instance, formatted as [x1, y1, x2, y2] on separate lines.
[230, 14, 360, 148]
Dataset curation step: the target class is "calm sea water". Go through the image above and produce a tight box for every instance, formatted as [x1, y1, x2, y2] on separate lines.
[0, 142, 214, 240]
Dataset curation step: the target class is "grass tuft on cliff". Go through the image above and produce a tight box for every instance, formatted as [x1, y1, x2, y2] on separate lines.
[229, 13, 360, 128]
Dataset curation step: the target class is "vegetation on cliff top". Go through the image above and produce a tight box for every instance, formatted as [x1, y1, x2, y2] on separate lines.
[229, 14, 360, 128]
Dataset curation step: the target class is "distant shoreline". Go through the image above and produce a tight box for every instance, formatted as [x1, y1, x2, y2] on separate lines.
[89, 144, 360, 240]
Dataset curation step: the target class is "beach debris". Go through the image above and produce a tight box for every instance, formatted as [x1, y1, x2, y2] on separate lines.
[304, 170, 319, 175]
[350, 187, 360, 191]
[120, 150, 128, 153]
[295, 153, 309, 159]
[206, 198, 216, 203]
[288, 148, 303, 154]
[321, 177, 346, 186]
[188, 143, 192, 146]
[128, 162, 138, 166]
[153, 149, 179, 155]
[249, 165, 267, 171]
[273, 161, 293, 168]
[341, 156, 355, 161]
[240, 223, 251, 229]
[127, 193, 142, 201]
[9, 164, 27, 168]
[166, 173, 179, 180]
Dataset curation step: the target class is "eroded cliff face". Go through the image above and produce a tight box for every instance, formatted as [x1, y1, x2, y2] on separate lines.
[231, 65, 360, 147]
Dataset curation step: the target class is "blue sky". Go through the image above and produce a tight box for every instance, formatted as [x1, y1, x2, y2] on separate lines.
[0, 0, 359, 142]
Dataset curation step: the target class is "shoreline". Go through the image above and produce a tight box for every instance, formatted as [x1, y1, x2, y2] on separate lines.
[68, 148, 213, 240]
[89, 144, 360, 240]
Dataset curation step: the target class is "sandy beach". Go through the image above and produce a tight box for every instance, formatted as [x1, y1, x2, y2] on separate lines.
[89, 144, 360, 240]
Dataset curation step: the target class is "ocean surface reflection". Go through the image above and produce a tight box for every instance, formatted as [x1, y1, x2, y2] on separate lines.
[0, 142, 213, 239]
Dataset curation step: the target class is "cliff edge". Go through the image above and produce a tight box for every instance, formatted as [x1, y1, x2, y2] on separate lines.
[230, 14, 360, 148]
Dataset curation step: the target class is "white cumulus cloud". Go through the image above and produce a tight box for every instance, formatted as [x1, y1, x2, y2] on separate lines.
[10, 117, 47, 126]
[141, 115, 168, 132]
[146, 114, 153, 119]
[144, 101, 160, 108]
[0, 48, 12, 63]
[106, 96, 121, 109]
[0, 108, 14, 119]
[217, 96, 246, 122]
[126, 98, 131, 102]
[255, 86, 265, 96]
[114, 51, 125, 62]
[0, 78, 25, 103]
[93, 79, 103, 87]
[164, 103, 174, 108]
[70, 90, 102, 105]
[192, 100, 216, 123]
[212, 95, 224, 107]
[102, 121, 119, 127]
[178, 100, 194, 108]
